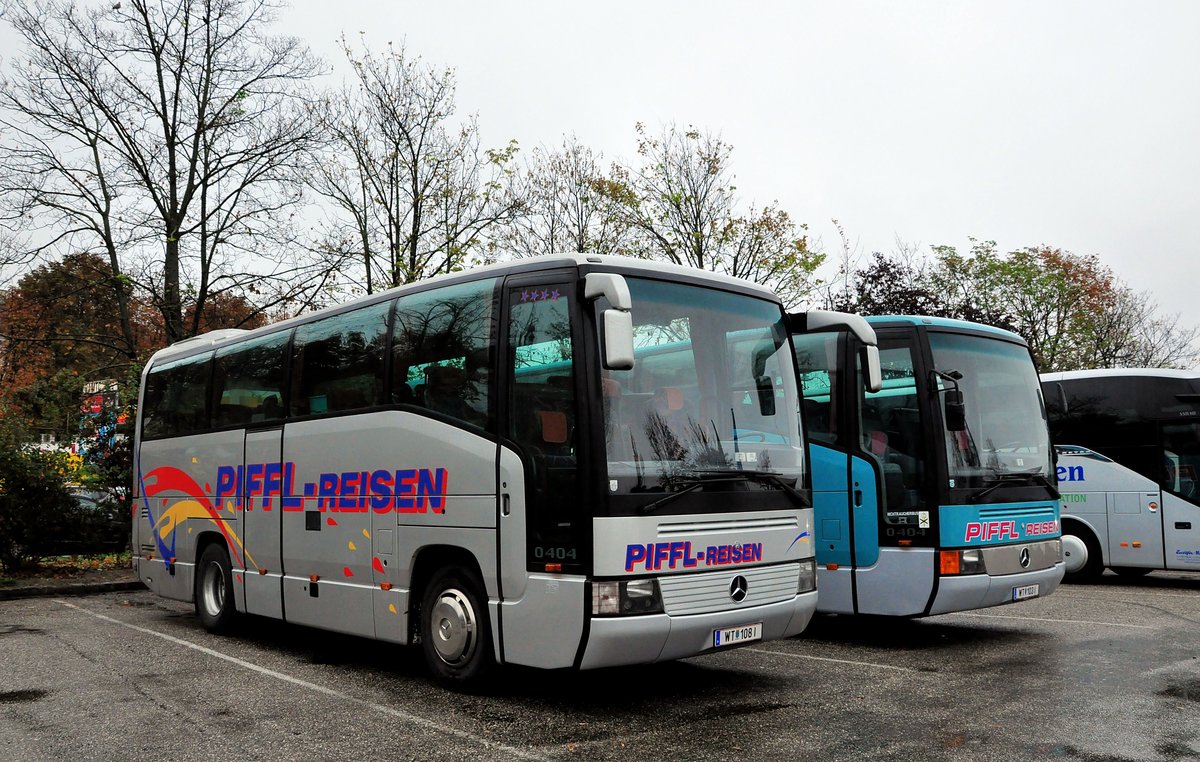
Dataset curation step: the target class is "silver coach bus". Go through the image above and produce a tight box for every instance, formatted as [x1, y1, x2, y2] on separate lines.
[133, 255, 818, 687]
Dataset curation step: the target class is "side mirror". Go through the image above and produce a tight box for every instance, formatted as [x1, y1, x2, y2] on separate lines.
[863, 345, 883, 394]
[944, 388, 967, 432]
[602, 309, 634, 370]
[585, 273, 634, 370]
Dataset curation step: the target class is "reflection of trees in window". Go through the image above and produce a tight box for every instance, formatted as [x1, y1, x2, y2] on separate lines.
[392, 280, 495, 426]
[293, 302, 390, 415]
[143, 355, 212, 437]
[214, 332, 288, 426]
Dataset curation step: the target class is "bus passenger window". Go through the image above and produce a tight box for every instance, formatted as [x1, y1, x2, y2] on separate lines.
[212, 331, 289, 428]
[141, 354, 213, 439]
[291, 301, 390, 417]
[391, 279, 497, 431]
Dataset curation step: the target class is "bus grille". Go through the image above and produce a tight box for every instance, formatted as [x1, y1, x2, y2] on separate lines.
[977, 504, 1057, 521]
[658, 563, 799, 616]
[656, 516, 799, 537]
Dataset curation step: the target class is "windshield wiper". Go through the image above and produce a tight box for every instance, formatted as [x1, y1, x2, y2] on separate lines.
[637, 470, 809, 515]
[967, 470, 1060, 503]
[637, 473, 745, 515]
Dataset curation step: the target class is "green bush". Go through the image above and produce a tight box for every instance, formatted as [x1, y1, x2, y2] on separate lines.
[0, 427, 78, 573]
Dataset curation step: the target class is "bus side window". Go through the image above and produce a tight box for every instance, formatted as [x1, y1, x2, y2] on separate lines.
[291, 301, 391, 417]
[212, 331, 289, 428]
[142, 354, 213, 439]
[794, 332, 839, 446]
[391, 279, 497, 431]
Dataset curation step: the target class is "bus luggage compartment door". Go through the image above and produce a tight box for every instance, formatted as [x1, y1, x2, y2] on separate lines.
[1107, 491, 1165, 569]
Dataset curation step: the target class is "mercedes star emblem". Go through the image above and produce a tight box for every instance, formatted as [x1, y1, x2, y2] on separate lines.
[1019, 547, 1031, 568]
[729, 575, 748, 602]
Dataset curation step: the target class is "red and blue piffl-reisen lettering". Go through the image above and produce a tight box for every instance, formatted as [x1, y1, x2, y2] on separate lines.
[214, 461, 449, 514]
[624, 541, 763, 572]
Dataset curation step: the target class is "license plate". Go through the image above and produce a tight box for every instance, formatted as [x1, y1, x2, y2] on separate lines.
[1012, 584, 1040, 601]
[713, 622, 763, 648]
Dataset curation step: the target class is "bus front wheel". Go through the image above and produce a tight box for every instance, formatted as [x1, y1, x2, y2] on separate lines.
[195, 543, 237, 633]
[420, 567, 495, 690]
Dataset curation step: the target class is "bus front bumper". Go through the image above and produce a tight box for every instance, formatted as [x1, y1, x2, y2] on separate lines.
[928, 561, 1066, 615]
[578, 589, 817, 670]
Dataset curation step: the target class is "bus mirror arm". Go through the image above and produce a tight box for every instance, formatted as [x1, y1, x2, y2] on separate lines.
[585, 273, 635, 370]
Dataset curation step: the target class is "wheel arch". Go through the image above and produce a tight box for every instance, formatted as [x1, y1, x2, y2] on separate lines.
[1061, 515, 1106, 566]
[408, 544, 487, 638]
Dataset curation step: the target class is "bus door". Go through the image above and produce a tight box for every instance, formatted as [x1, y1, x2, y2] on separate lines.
[495, 272, 588, 668]
[795, 331, 856, 613]
[1160, 420, 1200, 570]
[851, 333, 935, 616]
[241, 426, 284, 619]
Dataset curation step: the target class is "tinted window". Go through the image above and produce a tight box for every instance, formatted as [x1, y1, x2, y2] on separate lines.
[794, 332, 841, 446]
[862, 343, 926, 517]
[1163, 422, 1200, 501]
[291, 301, 391, 416]
[141, 354, 213, 438]
[391, 279, 496, 430]
[506, 282, 581, 570]
[213, 331, 289, 428]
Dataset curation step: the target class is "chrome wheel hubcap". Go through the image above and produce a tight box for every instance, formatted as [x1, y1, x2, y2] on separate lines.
[430, 588, 477, 666]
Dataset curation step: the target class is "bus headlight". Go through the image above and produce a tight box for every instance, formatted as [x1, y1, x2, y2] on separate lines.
[939, 549, 986, 575]
[797, 559, 817, 593]
[592, 579, 664, 616]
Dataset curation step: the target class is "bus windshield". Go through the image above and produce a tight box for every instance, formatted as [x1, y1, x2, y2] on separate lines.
[929, 332, 1052, 486]
[599, 278, 804, 503]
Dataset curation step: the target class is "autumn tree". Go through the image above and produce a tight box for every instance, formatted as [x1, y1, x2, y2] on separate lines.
[838, 237, 1200, 372]
[502, 136, 633, 258]
[0, 0, 334, 344]
[310, 38, 519, 293]
[606, 123, 824, 305]
[0, 252, 152, 434]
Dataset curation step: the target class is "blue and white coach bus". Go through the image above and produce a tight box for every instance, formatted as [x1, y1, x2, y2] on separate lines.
[1041, 369, 1200, 580]
[792, 315, 1065, 616]
[133, 255, 818, 687]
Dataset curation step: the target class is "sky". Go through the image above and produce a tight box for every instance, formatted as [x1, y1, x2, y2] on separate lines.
[272, 0, 1200, 322]
[5, 1, 1199, 324]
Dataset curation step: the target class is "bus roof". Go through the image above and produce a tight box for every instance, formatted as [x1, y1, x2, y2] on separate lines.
[147, 254, 780, 367]
[864, 315, 1025, 343]
[1041, 367, 1200, 382]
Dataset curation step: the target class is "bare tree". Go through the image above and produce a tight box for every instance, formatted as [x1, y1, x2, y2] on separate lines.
[608, 123, 823, 302]
[502, 136, 632, 258]
[309, 38, 518, 293]
[0, 0, 330, 344]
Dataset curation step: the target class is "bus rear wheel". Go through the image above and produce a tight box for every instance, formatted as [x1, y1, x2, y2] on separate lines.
[195, 543, 237, 633]
[420, 567, 494, 690]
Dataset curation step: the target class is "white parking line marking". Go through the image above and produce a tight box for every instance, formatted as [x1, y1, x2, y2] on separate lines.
[54, 599, 549, 761]
[742, 647, 922, 672]
[1067, 589, 1200, 601]
[941, 611, 1156, 629]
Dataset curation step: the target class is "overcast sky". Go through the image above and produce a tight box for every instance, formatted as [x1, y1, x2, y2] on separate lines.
[274, 0, 1200, 323]
[2, 2, 1195, 324]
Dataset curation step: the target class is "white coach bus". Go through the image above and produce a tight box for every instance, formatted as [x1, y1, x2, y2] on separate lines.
[134, 255, 818, 687]
[1042, 369, 1200, 580]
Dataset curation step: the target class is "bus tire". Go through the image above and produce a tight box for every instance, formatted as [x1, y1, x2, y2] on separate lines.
[1063, 527, 1103, 583]
[420, 567, 494, 690]
[195, 543, 237, 633]
[1112, 566, 1152, 578]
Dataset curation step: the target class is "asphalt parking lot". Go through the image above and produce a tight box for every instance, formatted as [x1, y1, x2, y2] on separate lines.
[2, 572, 1198, 761]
